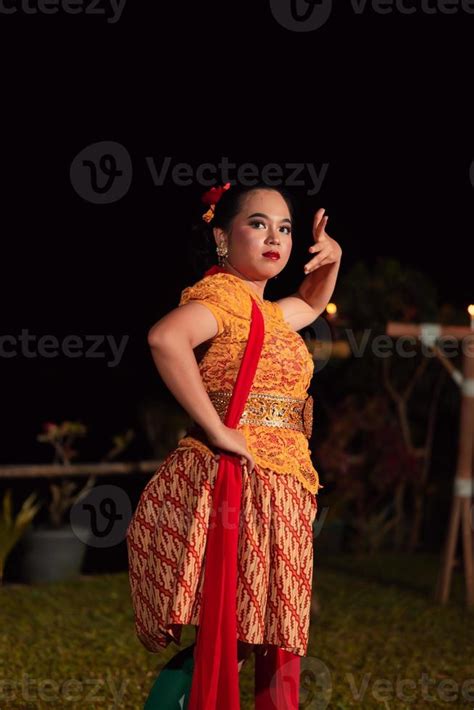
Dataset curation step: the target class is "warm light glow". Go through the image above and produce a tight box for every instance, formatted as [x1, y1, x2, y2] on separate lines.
[468, 304, 474, 317]
[326, 303, 338, 315]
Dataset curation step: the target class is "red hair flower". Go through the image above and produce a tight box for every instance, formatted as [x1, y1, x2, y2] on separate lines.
[201, 182, 231, 223]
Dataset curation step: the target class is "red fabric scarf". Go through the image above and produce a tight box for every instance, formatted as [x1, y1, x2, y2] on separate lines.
[188, 265, 301, 710]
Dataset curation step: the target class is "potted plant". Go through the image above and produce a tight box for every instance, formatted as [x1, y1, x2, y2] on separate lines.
[0, 488, 42, 585]
[18, 421, 97, 583]
[18, 420, 135, 583]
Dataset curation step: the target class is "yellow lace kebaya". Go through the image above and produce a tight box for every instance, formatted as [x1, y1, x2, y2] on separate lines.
[177, 271, 322, 496]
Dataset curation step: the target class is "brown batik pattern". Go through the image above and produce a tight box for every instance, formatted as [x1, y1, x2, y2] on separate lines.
[126, 440, 318, 658]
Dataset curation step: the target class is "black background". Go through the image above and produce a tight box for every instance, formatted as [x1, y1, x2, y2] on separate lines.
[1, 0, 472, 463]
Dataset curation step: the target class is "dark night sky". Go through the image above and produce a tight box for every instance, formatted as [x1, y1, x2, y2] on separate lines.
[0, 2, 472, 463]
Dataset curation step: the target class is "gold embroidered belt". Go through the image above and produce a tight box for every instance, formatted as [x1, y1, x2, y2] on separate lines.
[206, 390, 314, 439]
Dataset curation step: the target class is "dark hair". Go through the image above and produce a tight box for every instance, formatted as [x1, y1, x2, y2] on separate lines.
[188, 182, 295, 278]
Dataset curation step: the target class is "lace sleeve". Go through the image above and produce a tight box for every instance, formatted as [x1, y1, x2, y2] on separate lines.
[178, 273, 243, 338]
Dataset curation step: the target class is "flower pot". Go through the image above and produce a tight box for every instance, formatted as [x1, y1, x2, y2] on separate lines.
[17, 523, 91, 584]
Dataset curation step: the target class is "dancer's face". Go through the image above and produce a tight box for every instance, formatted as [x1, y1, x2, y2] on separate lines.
[214, 189, 292, 280]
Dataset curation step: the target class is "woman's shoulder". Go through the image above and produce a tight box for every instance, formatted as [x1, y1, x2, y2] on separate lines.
[179, 272, 250, 313]
[179, 271, 286, 329]
[180, 270, 234, 295]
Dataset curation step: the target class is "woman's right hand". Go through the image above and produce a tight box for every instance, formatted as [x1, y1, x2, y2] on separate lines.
[206, 424, 255, 473]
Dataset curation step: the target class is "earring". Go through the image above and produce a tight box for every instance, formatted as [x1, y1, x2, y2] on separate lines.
[216, 242, 228, 267]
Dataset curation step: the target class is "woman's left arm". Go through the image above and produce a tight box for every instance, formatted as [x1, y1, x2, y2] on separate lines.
[276, 208, 342, 331]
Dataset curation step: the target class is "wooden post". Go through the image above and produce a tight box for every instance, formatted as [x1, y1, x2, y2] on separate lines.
[386, 322, 474, 607]
[435, 337, 474, 606]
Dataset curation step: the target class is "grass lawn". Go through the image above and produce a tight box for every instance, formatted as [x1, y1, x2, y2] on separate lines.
[1, 553, 473, 709]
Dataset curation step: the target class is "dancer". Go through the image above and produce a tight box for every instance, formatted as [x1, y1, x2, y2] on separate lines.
[126, 181, 342, 708]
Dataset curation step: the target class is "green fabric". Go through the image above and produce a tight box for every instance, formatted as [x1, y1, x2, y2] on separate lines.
[144, 644, 195, 709]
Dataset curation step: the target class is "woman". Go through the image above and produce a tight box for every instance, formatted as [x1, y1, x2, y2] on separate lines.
[126, 182, 342, 708]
